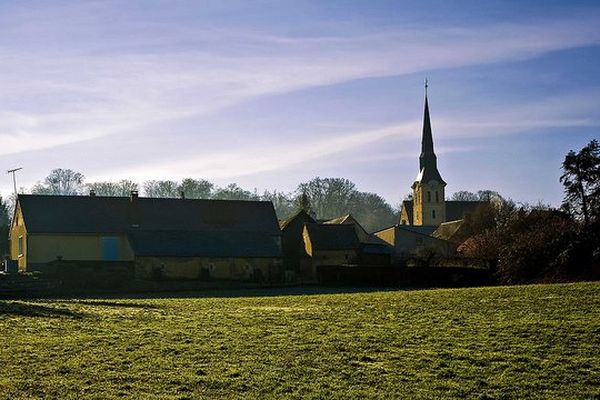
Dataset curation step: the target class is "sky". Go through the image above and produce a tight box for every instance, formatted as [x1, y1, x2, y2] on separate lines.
[1, 0, 599, 207]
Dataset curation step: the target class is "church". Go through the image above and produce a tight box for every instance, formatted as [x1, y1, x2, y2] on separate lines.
[374, 85, 485, 258]
[399, 86, 484, 227]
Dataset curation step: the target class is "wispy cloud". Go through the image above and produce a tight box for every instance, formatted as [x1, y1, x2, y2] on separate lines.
[89, 88, 600, 184]
[1, 5, 599, 158]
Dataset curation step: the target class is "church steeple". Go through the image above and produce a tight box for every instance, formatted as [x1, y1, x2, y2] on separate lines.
[416, 82, 445, 185]
[409, 80, 447, 226]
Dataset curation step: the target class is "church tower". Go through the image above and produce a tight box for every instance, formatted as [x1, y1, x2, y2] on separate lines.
[411, 82, 446, 226]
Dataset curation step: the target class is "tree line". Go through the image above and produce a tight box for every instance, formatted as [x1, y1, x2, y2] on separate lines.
[1, 175, 399, 233]
[456, 139, 600, 284]
[1, 139, 598, 285]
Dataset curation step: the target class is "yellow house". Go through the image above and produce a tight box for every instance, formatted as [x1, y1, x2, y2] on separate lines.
[323, 214, 393, 265]
[10, 195, 134, 271]
[11, 193, 282, 281]
[374, 224, 456, 260]
[279, 209, 317, 281]
[302, 223, 360, 277]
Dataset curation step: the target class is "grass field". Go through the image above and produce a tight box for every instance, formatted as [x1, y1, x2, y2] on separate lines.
[1, 282, 599, 399]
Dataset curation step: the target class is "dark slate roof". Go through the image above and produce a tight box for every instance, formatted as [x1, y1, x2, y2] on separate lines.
[129, 230, 281, 258]
[361, 243, 394, 255]
[304, 223, 359, 251]
[325, 214, 392, 246]
[401, 200, 413, 225]
[323, 214, 352, 225]
[18, 194, 280, 235]
[432, 220, 465, 242]
[396, 225, 437, 236]
[445, 201, 487, 222]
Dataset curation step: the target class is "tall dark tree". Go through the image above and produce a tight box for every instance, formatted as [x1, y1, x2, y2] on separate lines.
[294, 191, 315, 218]
[0, 194, 9, 258]
[0, 194, 9, 227]
[560, 139, 600, 225]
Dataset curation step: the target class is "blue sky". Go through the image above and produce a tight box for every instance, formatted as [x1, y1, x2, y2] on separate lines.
[1, 0, 599, 206]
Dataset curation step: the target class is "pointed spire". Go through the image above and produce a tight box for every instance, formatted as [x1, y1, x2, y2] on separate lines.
[415, 80, 446, 185]
[420, 94, 434, 169]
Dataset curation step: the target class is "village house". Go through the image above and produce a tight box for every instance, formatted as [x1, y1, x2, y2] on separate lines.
[302, 223, 360, 272]
[279, 211, 393, 281]
[373, 224, 456, 260]
[322, 214, 392, 265]
[10, 192, 282, 281]
[279, 209, 316, 281]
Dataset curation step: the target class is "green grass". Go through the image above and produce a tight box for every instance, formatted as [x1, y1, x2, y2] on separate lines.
[1, 282, 599, 399]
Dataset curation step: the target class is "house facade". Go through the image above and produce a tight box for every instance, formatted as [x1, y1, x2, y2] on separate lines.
[302, 223, 360, 272]
[374, 225, 455, 260]
[10, 193, 282, 281]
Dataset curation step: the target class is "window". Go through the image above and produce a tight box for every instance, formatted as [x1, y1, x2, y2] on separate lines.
[432, 210, 436, 219]
[101, 237, 119, 261]
[436, 191, 439, 202]
[18, 235, 24, 256]
[427, 191, 431, 202]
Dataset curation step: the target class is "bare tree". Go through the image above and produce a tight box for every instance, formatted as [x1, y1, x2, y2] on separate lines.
[31, 168, 84, 195]
[450, 191, 478, 201]
[213, 184, 259, 201]
[297, 177, 356, 219]
[262, 190, 294, 219]
[87, 180, 139, 196]
[180, 178, 214, 199]
[143, 180, 180, 198]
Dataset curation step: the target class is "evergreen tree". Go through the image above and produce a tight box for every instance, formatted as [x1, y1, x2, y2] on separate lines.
[560, 139, 600, 225]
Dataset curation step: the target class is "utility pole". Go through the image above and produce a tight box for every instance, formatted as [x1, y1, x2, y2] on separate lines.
[7, 167, 22, 198]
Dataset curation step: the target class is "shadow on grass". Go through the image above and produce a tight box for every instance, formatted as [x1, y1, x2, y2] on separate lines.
[64, 300, 160, 309]
[100, 286, 405, 300]
[0, 301, 83, 319]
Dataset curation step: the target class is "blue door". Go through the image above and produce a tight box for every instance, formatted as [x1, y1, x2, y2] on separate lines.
[101, 237, 119, 261]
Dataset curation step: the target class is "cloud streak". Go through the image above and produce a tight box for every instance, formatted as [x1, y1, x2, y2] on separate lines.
[1, 6, 600, 157]
[87, 88, 600, 185]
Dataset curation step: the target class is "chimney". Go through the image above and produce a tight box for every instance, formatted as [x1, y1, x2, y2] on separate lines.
[129, 190, 140, 228]
[89, 190, 96, 197]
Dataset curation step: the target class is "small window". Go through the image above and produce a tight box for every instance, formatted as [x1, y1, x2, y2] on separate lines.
[436, 191, 439, 202]
[432, 210, 436, 219]
[18, 235, 24, 256]
[427, 191, 431, 202]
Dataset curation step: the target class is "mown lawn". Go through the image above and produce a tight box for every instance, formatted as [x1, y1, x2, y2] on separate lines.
[0, 282, 599, 399]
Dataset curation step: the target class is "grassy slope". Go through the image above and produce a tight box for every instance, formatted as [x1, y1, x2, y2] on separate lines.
[0, 283, 599, 399]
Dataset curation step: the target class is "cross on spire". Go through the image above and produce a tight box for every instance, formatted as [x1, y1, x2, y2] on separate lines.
[424, 78, 428, 97]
